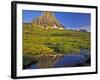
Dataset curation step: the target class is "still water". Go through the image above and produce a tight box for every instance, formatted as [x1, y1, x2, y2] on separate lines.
[26, 49, 91, 69]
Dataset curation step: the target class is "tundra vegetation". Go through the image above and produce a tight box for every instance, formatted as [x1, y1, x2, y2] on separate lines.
[23, 23, 90, 68]
[23, 11, 91, 68]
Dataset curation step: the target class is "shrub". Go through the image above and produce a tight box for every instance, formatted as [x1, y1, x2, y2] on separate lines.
[23, 43, 54, 55]
[59, 44, 80, 54]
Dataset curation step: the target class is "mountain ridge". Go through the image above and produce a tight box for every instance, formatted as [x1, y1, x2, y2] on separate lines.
[24, 11, 64, 29]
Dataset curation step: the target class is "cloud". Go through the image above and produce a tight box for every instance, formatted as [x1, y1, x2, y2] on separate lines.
[79, 25, 90, 32]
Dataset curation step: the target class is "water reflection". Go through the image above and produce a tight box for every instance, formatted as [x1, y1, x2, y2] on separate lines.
[25, 49, 91, 69]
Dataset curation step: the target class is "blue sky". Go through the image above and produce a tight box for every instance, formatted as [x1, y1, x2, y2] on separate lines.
[23, 10, 91, 32]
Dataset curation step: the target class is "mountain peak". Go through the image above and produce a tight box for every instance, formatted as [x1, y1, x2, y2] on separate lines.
[32, 11, 64, 29]
[42, 11, 54, 17]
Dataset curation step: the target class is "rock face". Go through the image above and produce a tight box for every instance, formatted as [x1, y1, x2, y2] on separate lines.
[32, 11, 64, 29]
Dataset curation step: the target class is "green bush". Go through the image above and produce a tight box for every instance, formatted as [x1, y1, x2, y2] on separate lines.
[58, 44, 80, 54]
[23, 44, 54, 55]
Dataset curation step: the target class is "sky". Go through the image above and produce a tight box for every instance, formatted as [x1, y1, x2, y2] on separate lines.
[23, 10, 91, 32]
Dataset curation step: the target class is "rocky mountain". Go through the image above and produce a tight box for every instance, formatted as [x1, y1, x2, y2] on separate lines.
[31, 11, 64, 29]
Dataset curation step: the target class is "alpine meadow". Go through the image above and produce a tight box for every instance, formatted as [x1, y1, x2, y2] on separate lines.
[23, 11, 91, 69]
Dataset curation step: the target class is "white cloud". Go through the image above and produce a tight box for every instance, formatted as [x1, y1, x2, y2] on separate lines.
[79, 25, 91, 32]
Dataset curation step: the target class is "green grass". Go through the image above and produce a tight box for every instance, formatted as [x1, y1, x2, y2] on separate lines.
[23, 24, 91, 55]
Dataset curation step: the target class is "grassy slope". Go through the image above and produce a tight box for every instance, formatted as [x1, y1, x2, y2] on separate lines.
[23, 24, 91, 56]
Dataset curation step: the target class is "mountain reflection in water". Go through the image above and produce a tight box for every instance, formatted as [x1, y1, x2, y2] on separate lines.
[25, 49, 91, 69]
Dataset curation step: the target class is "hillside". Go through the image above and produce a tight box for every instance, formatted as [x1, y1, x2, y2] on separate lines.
[23, 24, 90, 55]
[23, 11, 90, 55]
